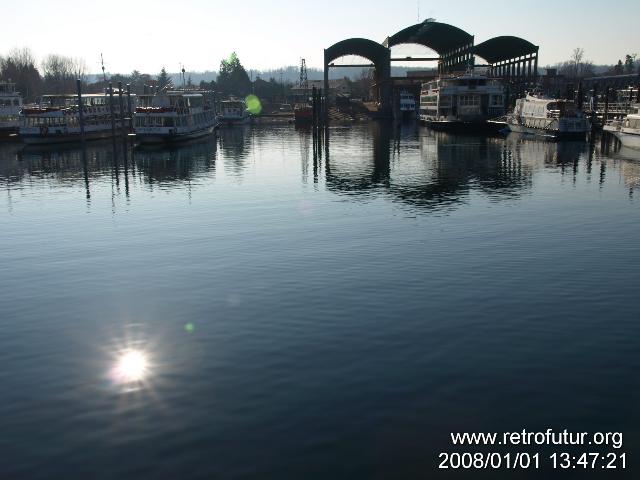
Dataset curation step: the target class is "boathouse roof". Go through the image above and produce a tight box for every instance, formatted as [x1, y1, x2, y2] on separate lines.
[473, 36, 538, 63]
[383, 20, 473, 54]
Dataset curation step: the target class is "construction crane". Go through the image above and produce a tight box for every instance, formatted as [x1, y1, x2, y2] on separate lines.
[299, 58, 308, 91]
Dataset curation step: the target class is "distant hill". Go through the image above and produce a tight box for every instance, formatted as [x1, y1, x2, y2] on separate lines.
[86, 65, 433, 86]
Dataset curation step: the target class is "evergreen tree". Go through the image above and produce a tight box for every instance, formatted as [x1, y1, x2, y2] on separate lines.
[624, 54, 636, 74]
[217, 52, 251, 96]
[614, 60, 624, 75]
[158, 67, 171, 89]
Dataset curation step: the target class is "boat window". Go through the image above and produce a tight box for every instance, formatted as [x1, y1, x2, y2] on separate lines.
[459, 95, 479, 106]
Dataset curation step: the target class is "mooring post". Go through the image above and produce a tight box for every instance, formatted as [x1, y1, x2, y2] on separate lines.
[577, 81, 583, 110]
[76, 79, 85, 144]
[312, 86, 317, 128]
[126, 83, 133, 133]
[118, 82, 126, 140]
[108, 82, 117, 155]
[603, 86, 610, 124]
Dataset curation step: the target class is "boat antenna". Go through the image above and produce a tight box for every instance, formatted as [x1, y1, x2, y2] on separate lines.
[101, 53, 106, 83]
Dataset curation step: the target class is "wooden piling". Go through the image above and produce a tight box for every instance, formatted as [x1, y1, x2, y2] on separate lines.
[603, 86, 610, 124]
[76, 79, 85, 143]
[108, 83, 117, 154]
[118, 82, 127, 140]
[126, 84, 133, 133]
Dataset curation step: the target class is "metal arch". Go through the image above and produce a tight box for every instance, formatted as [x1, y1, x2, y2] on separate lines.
[474, 36, 539, 83]
[324, 38, 390, 65]
[383, 20, 473, 55]
[324, 38, 392, 114]
[473, 36, 538, 64]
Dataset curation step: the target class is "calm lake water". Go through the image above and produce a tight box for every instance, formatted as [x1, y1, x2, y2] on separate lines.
[1, 124, 638, 479]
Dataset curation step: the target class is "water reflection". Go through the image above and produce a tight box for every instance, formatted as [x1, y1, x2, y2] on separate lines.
[218, 125, 250, 176]
[0, 136, 218, 190]
[1, 124, 638, 209]
[134, 137, 217, 186]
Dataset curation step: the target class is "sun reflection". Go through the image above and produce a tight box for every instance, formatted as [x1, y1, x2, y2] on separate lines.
[111, 349, 149, 384]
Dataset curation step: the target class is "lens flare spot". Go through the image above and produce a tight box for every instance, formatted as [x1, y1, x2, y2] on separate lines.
[184, 322, 195, 333]
[112, 350, 148, 383]
[245, 94, 262, 115]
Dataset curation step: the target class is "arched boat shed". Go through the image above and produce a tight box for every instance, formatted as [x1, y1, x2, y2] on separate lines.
[323, 20, 539, 113]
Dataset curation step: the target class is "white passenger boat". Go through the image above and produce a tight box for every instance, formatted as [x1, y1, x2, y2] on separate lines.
[19, 92, 136, 144]
[218, 99, 250, 125]
[419, 71, 505, 129]
[506, 94, 590, 138]
[0, 82, 23, 136]
[399, 90, 417, 121]
[135, 90, 218, 144]
[603, 105, 640, 149]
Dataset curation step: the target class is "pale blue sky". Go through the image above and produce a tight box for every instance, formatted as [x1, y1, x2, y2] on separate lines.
[1, 0, 638, 74]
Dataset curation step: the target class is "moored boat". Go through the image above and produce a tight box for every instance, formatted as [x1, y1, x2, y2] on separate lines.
[603, 105, 640, 149]
[419, 71, 505, 129]
[0, 82, 23, 137]
[218, 99, 250, 125]
[399, 90, 417, 121]
[134, 90, 218, 144]
[506, 93, 590, 138]
[19, 91, 136, 144]
[294, 104, 312, 124]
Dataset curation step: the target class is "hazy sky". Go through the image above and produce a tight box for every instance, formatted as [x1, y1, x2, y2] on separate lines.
[2, 0, 638, 74]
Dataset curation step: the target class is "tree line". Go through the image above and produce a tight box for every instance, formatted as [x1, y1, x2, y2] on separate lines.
[551, 48, 638, 79]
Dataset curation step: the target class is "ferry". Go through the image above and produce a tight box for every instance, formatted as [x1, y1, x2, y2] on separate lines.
[506, 94, 591, 138]
[419, 72, 505, 129]
[399, 90, 417, 121]
[0, 82, 23, 137]
[134, 90, 218, 144]
[19, 91, 135, 144]
[218, 99, 250, 125]
[603, 105, 640, 149]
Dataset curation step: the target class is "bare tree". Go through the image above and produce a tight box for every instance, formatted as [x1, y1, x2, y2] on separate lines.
[571, 47, 584, 77]
[41, 54, 86, 93]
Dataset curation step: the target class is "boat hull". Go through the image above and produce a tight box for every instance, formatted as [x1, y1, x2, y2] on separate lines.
[219, 117, 250, 126]
[421, 119, 500, 132]
[136, 125, 217, 144]
[506, 123, 589, 138]
[607, 129, 640, 149]
[20, 129, 117, 145]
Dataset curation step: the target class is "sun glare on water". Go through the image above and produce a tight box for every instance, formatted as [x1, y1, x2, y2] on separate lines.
[112, 349, 149, 383]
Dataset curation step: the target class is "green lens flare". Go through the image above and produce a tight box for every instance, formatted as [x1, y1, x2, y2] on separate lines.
[184, 322, 195, 333]
[245, 94, 262, 115]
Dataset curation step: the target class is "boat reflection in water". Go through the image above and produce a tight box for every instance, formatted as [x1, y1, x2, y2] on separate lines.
[0, 136, 218, 195]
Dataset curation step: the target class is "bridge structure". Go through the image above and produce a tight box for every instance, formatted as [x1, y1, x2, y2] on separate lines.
[323, 19, 539, 117]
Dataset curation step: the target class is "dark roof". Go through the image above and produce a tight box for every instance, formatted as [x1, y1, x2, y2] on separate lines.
[384, 20, 473, 54]
[473, 36, 538, 63]
[325, 38, 389, 65]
